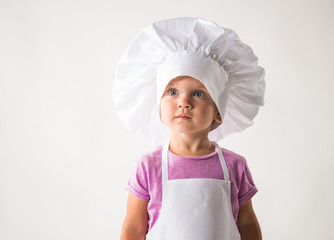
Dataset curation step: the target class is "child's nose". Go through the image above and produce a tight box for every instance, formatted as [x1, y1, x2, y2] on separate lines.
[178, 96, 192, 109]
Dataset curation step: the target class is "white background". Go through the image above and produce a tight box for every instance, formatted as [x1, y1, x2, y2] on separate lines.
[1, 0, 334, 239]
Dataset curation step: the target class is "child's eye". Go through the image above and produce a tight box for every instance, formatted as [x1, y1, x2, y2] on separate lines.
[167, 89, 178, 96]
[193, 90, 206, 98]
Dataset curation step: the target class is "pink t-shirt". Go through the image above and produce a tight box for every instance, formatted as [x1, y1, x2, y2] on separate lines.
[126, 145, 258, 231]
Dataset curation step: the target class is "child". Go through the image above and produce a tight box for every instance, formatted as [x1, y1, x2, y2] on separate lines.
[113, 17, 265, 240]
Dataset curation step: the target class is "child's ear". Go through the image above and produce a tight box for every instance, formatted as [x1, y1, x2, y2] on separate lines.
[159, 103, 161, 119]
[159, 104, 164, 122]
[215, 111, 222, 123]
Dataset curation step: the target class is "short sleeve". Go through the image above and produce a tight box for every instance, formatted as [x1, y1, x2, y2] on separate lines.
[237, 157, 258, 206]
[125, 156, 150, 201]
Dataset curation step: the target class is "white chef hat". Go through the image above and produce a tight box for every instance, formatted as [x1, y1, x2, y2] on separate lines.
[113, 17, 265, 147]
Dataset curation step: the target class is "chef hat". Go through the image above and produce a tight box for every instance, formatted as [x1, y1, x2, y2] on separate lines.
[113, 17, 265, 147]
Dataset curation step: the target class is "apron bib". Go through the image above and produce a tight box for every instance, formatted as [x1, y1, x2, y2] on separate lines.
[146, 140, 241, 240]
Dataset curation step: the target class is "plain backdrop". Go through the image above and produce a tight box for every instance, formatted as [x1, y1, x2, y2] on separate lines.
[1, 0, 334, 239]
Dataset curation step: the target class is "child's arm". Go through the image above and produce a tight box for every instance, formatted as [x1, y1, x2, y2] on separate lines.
[237, 199, 262, 240]
[120, 193, 148, 240]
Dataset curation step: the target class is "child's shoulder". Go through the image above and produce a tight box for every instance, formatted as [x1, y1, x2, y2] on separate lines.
[220, 147, 248, 167]
[136, 145, 163, 165]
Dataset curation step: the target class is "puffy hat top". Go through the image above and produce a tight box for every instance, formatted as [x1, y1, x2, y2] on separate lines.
[113, 17, 265, 146]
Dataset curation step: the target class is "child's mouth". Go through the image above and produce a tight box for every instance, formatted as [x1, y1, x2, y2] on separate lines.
[176, 115, 191, 119]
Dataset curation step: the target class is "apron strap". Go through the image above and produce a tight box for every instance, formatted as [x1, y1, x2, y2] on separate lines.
[211, 141, 230, 181]
[162, 140, 230, 181]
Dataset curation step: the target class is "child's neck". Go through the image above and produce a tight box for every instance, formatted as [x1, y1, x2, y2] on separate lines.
[168, 133, 215, 157]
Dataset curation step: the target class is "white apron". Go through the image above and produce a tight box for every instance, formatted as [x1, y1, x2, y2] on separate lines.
[146, 140, 241, 240]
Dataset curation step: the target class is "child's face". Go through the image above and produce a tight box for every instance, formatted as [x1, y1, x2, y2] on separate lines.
[159, 76, 221, 136]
